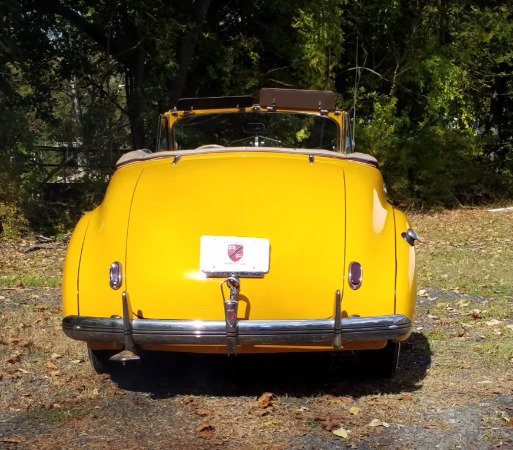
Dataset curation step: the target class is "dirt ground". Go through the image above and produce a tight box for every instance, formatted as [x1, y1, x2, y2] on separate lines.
[1, 212, 513, 449]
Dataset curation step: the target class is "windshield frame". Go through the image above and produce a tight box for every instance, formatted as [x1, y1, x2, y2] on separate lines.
[170, 110, 341, 151]
[159, 90, 353, 153]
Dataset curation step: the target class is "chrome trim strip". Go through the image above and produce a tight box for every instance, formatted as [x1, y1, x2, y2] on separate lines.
[62, 314, 412, 347]
[116, 148, 378, 169]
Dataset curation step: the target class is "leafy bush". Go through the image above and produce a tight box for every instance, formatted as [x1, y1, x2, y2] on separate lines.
[356, 95, 513, 208]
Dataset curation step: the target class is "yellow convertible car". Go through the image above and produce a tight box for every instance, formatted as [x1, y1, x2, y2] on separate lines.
[62, 88, 417, 376]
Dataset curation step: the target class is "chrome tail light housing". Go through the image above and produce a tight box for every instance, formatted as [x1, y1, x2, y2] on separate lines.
[348, 261, 362, 290]
[109, 262, 122, 290]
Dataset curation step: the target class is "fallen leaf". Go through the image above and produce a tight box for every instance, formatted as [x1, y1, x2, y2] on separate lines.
[1, 370, 20, 380]
[197, 419, 216, 439]
[501, 411, 513, 426]
[182, 396, 195, 405]
[332, 427, 350, 438]
[7, 336, 31, 348]
[319, 418, 340, 431]
[1, 436, 25, 444]
[198, 429, 215, 440]
[262, 420, 278, 426]
[195, 408, 213, 417]
[486, 319, 501, 326]
[400, 394, 413, 401]
[367, 396, 383, 405]
[349, 406, 360, 416]
[468, 309, 482, 319]
[197, 422, 214, 432]
[368, 419, 389, 427]
[323, 394, 350, 403]
[257, 392, 274, 409]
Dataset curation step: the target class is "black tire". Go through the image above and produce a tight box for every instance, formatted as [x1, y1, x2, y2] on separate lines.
[359, 341, 401, 378]
[87, 348, 117, 374]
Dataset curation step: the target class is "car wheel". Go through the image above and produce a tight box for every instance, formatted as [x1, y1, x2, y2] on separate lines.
[87, 348, 117, 374]
[359, 341, 400, 378]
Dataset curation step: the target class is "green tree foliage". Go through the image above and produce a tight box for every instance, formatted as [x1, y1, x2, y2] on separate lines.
[1, 0, 513, 234]
[339, 0, 513, 206]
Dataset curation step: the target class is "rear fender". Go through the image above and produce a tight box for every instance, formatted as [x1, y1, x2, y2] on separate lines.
[343, 164, 396, 316]
[74, 165, 144, 318]
[62, 211, 93, 316]
[394, 209, 417, 325]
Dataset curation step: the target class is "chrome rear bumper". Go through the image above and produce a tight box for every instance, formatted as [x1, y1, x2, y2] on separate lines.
[62, 314, 412, 349]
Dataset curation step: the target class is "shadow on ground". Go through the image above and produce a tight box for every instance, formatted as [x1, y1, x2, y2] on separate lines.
[109, 332, 431, 399]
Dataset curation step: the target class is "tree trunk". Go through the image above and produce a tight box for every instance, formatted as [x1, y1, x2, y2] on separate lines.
[167, 0, 211, 106]
[125, 47, 146, 150]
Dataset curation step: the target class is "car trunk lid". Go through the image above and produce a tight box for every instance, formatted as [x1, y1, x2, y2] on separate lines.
[125, 150, 346, 320]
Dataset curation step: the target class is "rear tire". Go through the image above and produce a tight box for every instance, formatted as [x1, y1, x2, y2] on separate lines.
[87, 348, 117, 374]
[359, 342, 400, 378]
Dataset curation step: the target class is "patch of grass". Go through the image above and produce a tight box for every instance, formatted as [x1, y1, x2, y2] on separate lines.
[412, 209, 513, 375]
[424, 329, 447, 341]
[0, 274, 61, 288]
[476, 340, 513, 367]
[412, 209, 513, 300]
[29, 405, 93, 423]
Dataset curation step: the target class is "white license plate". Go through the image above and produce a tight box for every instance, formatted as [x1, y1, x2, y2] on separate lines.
[200, 235, 270, 275]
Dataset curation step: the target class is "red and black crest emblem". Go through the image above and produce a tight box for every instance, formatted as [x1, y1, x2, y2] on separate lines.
[227, 244, 244, 262]
[224, 301, 237, 327]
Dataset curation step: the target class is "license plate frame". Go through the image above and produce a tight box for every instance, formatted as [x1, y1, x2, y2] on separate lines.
[200, 235, 270, 277]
